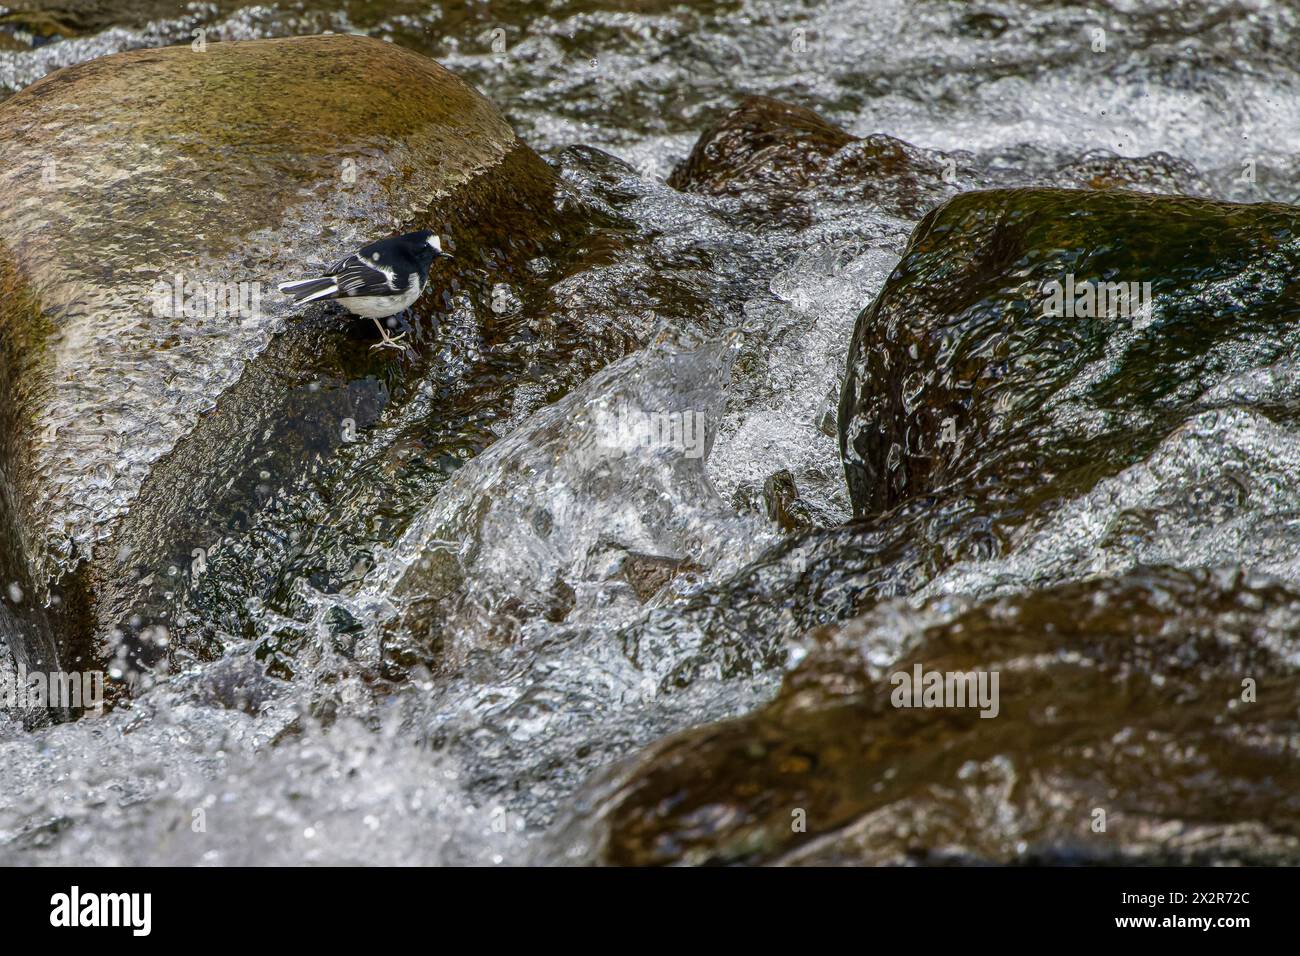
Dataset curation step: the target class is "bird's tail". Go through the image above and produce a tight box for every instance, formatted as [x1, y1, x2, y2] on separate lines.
[277, 276, 339, 304]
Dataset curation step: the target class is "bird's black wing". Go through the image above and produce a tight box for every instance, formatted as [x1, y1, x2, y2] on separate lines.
[326, 253, 400, 297]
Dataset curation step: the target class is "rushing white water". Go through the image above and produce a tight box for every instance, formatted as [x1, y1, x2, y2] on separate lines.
[2, 0, 1299, 864]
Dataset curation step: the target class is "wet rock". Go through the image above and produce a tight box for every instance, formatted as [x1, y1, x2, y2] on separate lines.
[955, 10, 1010, 39]
[810, 135, 965, 219]
[1047, 149, 1212, 197]
[186, 650, 284, 717]
[0, 34, 560, 689]
[667, 95, 856, 196]
[667, 95, 957, 220]
[729, 481, 764, 518]
[839, 188, 1300, 519]
[0, 1, 189, 40]
[617, 552, 703, 604]
[762, 469, 814, 533]
[568, 567, 1300, 865]
[669, 96, 1219, 230]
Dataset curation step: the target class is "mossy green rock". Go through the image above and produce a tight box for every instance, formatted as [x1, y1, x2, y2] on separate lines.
[0, 34, 558, 684]
[839, 188, 1300, 519]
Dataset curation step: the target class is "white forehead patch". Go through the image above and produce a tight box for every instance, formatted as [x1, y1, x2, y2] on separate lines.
[427, 234, 443, 253]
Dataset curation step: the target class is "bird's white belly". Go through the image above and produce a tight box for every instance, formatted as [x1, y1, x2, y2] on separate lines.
[336, 284, 420, 319]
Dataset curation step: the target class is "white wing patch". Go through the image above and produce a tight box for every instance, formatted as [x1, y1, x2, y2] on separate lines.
[369, 253, 398, 289]
[332, 254, 399, 297]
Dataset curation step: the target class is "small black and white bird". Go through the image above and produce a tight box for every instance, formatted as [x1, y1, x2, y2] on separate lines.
[278, 230, 453, 350]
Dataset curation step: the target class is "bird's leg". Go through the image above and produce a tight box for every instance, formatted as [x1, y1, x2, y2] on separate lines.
[369, 316, 409, 351]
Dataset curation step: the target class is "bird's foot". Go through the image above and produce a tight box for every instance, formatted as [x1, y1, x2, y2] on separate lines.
[368, 320, 410, 352]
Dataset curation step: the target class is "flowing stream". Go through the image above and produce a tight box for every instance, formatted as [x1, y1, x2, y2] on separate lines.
[1, 0, 1298, 864]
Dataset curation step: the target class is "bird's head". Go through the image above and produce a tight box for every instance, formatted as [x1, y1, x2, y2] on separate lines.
[410, 229, 453, 269]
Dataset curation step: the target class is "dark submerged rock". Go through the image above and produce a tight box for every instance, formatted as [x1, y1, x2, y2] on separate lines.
[1048, 149, 1211, 196]
[667, 95, 856, 196]
[669, 96, 1217, 228]
[761, 469, 815, 533]
[572, 567, 1300, 865]
[667, 94, 957, 220]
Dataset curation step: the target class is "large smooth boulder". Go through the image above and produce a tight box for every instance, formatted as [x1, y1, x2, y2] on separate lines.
[0, 34, 559, 691]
